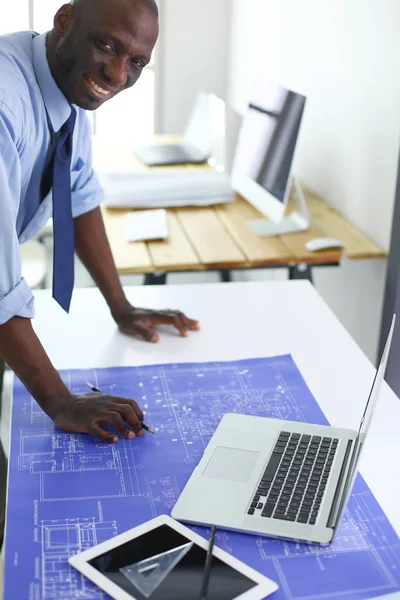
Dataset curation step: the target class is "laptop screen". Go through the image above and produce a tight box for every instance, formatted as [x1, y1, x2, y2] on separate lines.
[327, 315, 396, 530]
[357, 314, 396, 443]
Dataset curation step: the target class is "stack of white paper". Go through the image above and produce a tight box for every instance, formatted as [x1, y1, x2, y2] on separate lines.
[99, 169, 236, 209]
[126, 209, 169, 242]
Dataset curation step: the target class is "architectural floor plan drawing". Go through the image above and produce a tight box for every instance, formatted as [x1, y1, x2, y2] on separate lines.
[4, 355, 400, 599]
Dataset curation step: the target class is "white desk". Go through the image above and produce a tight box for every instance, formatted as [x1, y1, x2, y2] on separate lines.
[3, 280, 399, 598]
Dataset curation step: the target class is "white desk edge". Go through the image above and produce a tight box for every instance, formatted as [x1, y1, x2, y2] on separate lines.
[3, 280, 399, 599]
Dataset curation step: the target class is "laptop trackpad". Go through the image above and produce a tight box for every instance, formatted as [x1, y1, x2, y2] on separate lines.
[202, 446, 259, 483]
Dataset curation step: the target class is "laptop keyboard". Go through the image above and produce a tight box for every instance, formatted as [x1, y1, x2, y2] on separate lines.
[247, 431, 338, 525]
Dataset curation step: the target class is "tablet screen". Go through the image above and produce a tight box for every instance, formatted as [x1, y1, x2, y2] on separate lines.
[88, 524, 257, 599]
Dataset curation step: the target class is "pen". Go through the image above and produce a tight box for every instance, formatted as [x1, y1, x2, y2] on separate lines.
[85, 381, 155, 434]
[200, 525, 217, 600]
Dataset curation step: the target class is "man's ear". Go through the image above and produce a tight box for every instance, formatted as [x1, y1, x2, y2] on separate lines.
[53, 3, 75, 38]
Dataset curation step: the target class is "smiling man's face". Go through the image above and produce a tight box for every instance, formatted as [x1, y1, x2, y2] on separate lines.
[49, 0, 159, 110]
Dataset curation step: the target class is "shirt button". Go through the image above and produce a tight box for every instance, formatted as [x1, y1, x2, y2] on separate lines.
[39, 206, 44, 213]
[20, 236, 26, 243]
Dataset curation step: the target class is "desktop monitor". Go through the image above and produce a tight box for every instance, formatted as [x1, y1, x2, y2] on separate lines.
[230, 80, 309, 236]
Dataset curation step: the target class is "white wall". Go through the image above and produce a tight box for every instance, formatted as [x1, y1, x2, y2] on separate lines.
[158, 0, 399, 362]
[227, 0, 400, 362]
[157, 0, 231, 133]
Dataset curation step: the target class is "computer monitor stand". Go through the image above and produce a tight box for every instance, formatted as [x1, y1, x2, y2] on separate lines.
[246, 177, 310, 236]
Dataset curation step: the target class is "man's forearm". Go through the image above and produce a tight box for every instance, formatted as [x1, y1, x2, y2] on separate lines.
[74, 206, 129, 317]
[0, 317, 71, 417]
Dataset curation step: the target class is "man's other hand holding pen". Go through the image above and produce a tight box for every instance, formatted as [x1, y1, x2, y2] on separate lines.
[85, 382, 154, 435]
[50, 380, 154, 444]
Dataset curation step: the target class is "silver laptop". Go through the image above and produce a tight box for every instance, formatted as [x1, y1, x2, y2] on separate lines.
[172, 316, 396, 545]
[133, 92, 223, 167]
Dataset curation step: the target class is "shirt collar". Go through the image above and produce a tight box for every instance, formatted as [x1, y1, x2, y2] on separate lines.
[32, 32, 72, 133]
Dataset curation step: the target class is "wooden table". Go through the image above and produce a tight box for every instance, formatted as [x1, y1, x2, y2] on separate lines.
[93, 138, 385, 285]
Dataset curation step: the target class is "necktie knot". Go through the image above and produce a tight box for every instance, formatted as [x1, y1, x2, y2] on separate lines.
[57, 107, 76, 163]
[62, 107, 76, 134]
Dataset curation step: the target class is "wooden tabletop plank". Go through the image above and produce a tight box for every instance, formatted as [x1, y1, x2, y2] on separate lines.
[300, 188, 329, 218]
[216, 197, 294, 266]
[175, 206, 248, 269]
[146, 210, 201, 271]
[313, 212, 386, 259]
[304, 188, 386, 259]
[280, 224, 342, 264]
[101, 207, 153, 273]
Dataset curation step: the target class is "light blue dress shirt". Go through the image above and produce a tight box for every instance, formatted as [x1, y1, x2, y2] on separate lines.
[0, 31, 104, 325]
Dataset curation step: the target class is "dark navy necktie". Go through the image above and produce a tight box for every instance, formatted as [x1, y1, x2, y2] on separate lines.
[51, 107, 76, 313]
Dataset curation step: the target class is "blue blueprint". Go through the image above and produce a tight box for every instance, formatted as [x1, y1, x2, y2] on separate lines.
[4, 355, 400, 600]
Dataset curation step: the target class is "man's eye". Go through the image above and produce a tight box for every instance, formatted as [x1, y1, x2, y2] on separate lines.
[98, 41, 113, 52]
[132, 60, 144, 70]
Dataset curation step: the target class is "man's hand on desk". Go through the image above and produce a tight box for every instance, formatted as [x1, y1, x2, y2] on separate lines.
[73, 208, 199, 342]
[53, 392, 145, 444]
[112, 304, 200, 343]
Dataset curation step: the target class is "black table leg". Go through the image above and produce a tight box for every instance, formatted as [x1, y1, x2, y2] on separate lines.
[144, 273, 167, 285]
[219, 270, 231, 283]
[289, 264, 313, 283]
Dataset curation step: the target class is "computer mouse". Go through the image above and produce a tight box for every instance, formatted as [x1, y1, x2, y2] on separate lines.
[305, 237, 344, 252]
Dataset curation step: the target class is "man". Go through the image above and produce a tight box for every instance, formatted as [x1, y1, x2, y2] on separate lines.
[0, 0, 199, 446]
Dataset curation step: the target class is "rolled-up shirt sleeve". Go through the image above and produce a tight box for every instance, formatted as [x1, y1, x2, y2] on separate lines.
[0, 109, 34, 325]
[71, 111, 104, 219]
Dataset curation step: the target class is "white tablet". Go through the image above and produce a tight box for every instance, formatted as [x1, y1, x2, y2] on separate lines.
[68, 515, 278, 600]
